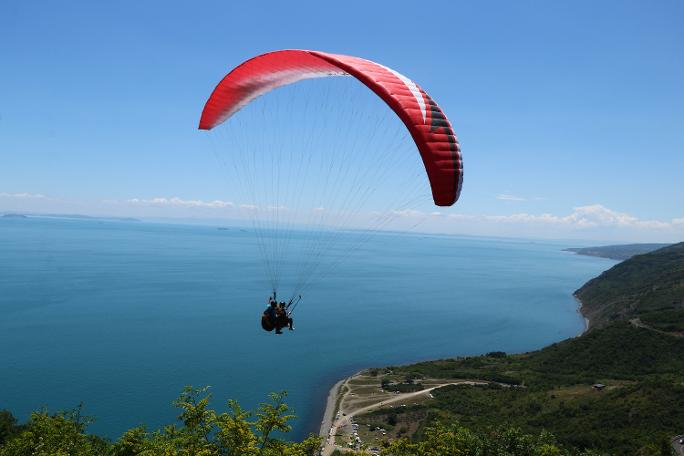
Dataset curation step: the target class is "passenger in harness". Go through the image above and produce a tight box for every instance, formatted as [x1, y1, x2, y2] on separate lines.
[276, 301, 294, 333]
[261, 293, 297, 334]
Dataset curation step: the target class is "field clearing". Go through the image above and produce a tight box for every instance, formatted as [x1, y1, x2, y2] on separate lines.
[321, 370, 484, 455]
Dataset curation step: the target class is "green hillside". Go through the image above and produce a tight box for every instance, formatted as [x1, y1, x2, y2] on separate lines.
[576, 242, 684, 331]
[377, 323, 684, 453]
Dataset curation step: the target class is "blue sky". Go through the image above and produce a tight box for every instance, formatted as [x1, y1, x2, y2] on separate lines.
[1, 0, 682, 242]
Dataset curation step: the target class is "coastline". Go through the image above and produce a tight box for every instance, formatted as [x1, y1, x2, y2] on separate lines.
[319, 294, 595, 435]
[575, 294, 590, 335]
[319, 378, 345, 437]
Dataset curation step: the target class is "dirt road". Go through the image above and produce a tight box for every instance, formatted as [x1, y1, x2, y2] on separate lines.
[673, 435, 684, 456]
[321, 381, 486, 456]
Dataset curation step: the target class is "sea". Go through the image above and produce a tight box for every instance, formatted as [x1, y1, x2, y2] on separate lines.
[0, 216, 616, 441]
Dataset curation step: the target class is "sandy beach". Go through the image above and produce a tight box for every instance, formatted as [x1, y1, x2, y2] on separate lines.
[319, 378, 345, 437]
[574, 294, 591, 335]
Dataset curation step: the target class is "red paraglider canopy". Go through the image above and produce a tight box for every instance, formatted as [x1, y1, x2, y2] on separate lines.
[199, 50, 462, 206]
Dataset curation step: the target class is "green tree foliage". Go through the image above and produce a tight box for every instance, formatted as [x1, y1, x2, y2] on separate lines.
[382, 423, 605, 456]
[0, 405, 109, 456]
[0, 411, 22, 446]
[0, 388, 322, 456]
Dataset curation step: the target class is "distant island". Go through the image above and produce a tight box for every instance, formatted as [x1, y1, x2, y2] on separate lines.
[0, 213, 141, 222]
[563, 243, 671, 260]
[38, 213, 142, 222]
[321, 242, 684, 455]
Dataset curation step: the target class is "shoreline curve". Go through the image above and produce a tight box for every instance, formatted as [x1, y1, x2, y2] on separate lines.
[319, 293, 595, 436]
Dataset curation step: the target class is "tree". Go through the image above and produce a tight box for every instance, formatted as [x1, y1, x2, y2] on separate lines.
[254, 391, 295, 453]
[0, 410, 21, 446]
[382, 423, 608, 456]
[212, 400, 258, 455]
[0, 388, 322, 456]
[0, 405, 109, 456]
[125, 387, 320, 455]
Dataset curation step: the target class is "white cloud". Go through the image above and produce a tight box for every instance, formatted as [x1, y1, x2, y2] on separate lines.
[496, 193, 526, 201]
[447, 213, 478, 221]
[0, 192, 46, 199]
[127, 197, 233, 208]
[22, 192, 678, 243]
[453, 204, 680, 231]
[565, 204, 672, 229]
[427, 204, 684, 242]
[392, 209, 423, 217]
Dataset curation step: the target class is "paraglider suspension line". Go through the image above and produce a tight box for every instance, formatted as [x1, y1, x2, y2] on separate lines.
[286, 295, 302, 316]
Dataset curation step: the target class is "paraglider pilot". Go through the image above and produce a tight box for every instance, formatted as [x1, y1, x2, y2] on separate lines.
[276, 301, 294, 332]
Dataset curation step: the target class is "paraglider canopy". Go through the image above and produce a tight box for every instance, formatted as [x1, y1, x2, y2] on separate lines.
[199, 49, 463, 206]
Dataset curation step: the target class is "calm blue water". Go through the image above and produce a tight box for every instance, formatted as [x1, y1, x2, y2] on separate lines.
[0, 217, 615, 440]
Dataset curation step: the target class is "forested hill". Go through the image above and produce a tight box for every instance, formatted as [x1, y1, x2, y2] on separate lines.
[576, 242, 684, 331]
[563, 243, 670, 260]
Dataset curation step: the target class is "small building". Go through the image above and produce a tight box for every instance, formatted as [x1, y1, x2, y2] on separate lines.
[592, 383, 606, 390]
